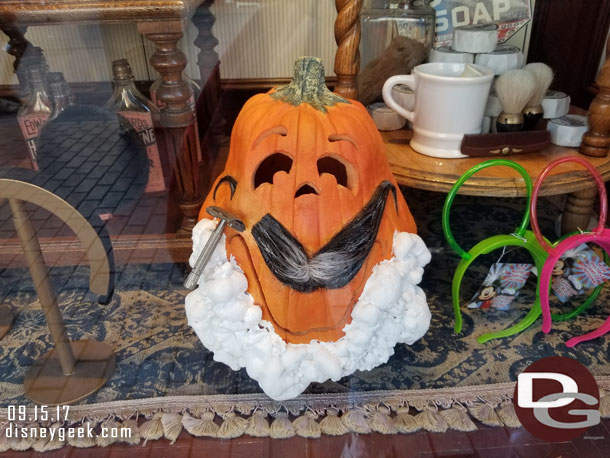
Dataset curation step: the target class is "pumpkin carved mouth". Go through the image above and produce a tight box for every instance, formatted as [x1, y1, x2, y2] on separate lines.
[251, 181, 397, 293]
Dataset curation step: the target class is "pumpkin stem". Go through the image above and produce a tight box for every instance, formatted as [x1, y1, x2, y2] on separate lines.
[271, 57, 350, 112]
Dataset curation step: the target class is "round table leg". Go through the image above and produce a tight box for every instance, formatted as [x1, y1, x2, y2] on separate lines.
[562, 187, 598, 234]
[24, 339, 115, 405]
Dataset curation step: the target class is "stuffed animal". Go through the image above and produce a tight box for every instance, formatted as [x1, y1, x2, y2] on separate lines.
[358, 36, 426, 106]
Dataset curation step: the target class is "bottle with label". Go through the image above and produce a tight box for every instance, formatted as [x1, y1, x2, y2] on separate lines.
[104, 59, 166, 193]
[47, 72, 75, 122]
[17, 46, 49, 101]
[150, 73, 201, 112]
[17, 65, 52, 170]
[360, 0, 436, 69]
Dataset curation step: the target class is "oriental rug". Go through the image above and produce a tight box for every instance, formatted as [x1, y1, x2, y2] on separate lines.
[0, 189, 609, 450]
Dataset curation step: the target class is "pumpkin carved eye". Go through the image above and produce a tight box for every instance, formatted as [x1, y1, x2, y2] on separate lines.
[254, 152, 293, 189]
[317, 156, 349, 188]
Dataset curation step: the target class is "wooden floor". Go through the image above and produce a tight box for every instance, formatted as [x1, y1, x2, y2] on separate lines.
[2, 418, 610, 458]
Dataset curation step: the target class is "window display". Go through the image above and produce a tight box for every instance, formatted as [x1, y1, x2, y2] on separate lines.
[0, 0, 610, 455]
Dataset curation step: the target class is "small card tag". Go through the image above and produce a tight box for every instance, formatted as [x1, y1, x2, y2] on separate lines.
[468, 263, 533, 311]
[551, 244, 610, 302]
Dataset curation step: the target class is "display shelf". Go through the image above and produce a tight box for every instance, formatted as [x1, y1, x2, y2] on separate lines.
[383, 127, 610, 234]
[384, 128, 610, 196]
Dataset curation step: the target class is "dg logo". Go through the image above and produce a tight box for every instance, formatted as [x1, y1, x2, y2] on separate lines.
[513, 356, 600, 441]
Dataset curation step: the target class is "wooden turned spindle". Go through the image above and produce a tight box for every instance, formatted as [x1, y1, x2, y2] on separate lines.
[192, 1, 225, 152]
[0, 21, 28, 71]
[334, 0, 362, 100]
[0, 20, 30, 91]
[562, 187, 598, 234]
[581, 57, 610, 157]
[138, 22, 204, 232]
[193, 1, 219, 88]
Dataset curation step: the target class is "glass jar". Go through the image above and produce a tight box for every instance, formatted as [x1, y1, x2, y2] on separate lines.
[360, 0, 435, 69]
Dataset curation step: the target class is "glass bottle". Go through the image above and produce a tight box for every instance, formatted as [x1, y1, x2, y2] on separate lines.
[104, 59, 166, 193]
[17, 46, 49, 101]
[360, 0, 436, 69]
[149, 73, 200, 112]
[17, 65, 53, 170]
[47, 72, 75, 122]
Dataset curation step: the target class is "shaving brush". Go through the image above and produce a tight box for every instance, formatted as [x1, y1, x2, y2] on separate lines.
[495, 69, 537, 132]
[522, 63, 554, 130]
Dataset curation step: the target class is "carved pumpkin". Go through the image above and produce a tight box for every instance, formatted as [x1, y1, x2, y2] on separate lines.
[200, 57, 416, 344]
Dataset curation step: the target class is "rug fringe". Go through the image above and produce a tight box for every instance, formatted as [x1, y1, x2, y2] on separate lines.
[394, 407, 420, 433]
[182, 412, 219, 438]
[270, 412, 296, 439]
[468, 403, 503, 427]
[600, 393, 610, 418]
[67, 421, 97, 448]
[496, 402, 521, 428]
[367, 407, 396, 434]
[161, 413, 183, 444]
[319, 409, 349, 436]
[439, 405, 477, 432]
[9, 433, 34, 452]
[246, 410, 270, 437]
[218, 412, 248, 439]
[140, 412, 164, 443]
[341, 408, 371, 434]
[416, 409, 448, 433]
[95, 419, 120, 448]
[0, 427, 10, 453]
[293, 411, 321, 438]
[121, 419, 141, 445]
[8, 379, 610, 449]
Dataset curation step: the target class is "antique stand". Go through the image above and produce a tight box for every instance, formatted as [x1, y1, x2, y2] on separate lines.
[1, 179, 115, 405]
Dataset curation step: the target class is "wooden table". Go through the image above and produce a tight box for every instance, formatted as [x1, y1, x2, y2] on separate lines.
[384, 129, 610, 234]
[0, 0, 223, 233]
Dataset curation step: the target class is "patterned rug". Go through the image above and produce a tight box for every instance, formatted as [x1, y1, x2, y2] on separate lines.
[1, 188, 609, 446]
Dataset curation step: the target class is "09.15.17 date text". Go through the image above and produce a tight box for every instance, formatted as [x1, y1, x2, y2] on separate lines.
[7, 405, 70, 423]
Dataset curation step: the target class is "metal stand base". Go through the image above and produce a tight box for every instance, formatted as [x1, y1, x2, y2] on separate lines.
[24, 340, 115, 405]
[0, 308, 15, 340]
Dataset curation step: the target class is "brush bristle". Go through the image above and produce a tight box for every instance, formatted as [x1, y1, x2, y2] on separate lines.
[494, 69, 537, 114]
[524, 63, 554, 106]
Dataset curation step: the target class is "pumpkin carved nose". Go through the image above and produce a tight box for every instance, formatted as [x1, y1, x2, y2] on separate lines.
[295, 183, 319, 197]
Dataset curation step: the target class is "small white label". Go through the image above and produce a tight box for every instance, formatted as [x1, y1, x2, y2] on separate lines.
[552, 115, 587, 127]
[545, 90, 568, 100]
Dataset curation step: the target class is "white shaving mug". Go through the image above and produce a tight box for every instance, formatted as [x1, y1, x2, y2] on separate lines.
[382, 62, 494, 158]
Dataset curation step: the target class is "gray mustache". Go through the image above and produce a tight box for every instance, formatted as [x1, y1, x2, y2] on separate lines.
[251, 181, 396, 293]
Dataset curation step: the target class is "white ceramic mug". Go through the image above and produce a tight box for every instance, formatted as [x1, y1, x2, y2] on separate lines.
[382, 62, 494, 158]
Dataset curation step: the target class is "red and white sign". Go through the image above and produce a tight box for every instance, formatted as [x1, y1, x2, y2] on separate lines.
[17, 113, 50, 170]
[119, 111, 166, 193]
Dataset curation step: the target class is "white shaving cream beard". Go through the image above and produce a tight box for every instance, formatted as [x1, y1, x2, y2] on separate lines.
[185, 219, 432, 401]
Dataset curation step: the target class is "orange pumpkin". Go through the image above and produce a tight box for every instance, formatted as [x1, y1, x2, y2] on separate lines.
[200, 57, 416, 344]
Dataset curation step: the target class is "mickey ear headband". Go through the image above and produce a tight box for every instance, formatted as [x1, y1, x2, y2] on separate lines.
[443, 158, 603, 344]
[532, 156, 610, 347]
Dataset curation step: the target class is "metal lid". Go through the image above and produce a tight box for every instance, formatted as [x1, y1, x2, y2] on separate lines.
[111, 59, 134, 80]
